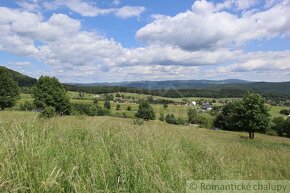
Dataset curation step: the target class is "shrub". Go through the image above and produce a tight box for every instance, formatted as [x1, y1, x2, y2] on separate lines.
[188, 108, 198, 121]
[127, 106, 131, 111]
[104, 101, 111, 109]
[135, 101, 155, 120]
[97, 107, 111, 116]
[93, 99, 99, 104]
[19, 101, 36, 111]
[163, 103, 168, 109]
[71, 103, 93, 115]
[271, 116, 285, 136]
[165, 114, 177, 124]
[133, 118, 143, 125]
[39, 106, 56, 118]
[116, 104, 121, 110]
[71, 103, 110, 116]
[190, 114, 214, 128]
[280, 109, 290, 115]
[176, 118, 188, 125]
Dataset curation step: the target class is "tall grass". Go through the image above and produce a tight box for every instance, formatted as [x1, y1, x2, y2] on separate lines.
[0, 111, 289, 192]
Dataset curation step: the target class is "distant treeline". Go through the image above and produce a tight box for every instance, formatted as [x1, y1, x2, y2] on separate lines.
[2, 65, 289, 99]
[64, 84, 290, 99]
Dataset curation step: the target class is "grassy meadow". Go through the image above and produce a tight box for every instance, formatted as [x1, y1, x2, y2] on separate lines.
[0, 111, 289, 192]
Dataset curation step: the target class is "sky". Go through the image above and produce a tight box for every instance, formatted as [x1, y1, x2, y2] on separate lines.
[0, 0, 290, 83]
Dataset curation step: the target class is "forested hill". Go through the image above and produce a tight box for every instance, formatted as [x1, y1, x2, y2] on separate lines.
[1, 66, 290, 98]
[72, 79, 251, 89]
[67, 80, 290, 98]
[0, 66, 37, 87]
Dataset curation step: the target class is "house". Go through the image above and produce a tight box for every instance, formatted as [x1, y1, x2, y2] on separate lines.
[201, 102, 212, 111]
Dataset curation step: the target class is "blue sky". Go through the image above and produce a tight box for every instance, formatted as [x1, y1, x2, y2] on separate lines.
[0, 0, 290, 83]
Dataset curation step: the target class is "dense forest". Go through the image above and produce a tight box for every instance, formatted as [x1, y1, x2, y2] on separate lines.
[0, 66, 37, 87]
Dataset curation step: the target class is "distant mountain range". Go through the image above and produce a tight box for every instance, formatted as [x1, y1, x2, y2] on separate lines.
[1, 66, 290, 97]
[71, 79, 251, 89]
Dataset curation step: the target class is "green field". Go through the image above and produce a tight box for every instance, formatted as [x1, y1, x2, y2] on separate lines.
[0, 111, 289, 192]
[16, 92, 289, 120]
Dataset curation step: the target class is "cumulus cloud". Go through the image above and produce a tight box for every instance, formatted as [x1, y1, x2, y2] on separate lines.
[136, 0, 290, 51]
[18, 0, 145, 18]
[216, 51, 290, 73]
[0, 1, 290, 82]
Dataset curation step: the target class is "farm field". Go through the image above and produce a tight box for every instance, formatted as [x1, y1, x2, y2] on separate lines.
[0, 111, 290, 192]
[16, 92, 289, 120]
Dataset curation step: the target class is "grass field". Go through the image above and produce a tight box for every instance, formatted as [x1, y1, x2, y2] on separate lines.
[0, 111, 289, 192]
[16, 92, 289, 120]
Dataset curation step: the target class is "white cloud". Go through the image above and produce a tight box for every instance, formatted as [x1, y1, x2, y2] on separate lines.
[37, 0, 145, 18]
[216, 51, 290, 73]
[1, 1, 290, 82]
[216, 0, 260, 11]
[136, 0, 290, 51]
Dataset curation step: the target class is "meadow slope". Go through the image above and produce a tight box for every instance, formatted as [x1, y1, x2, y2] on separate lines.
[0, 111, 290, 192]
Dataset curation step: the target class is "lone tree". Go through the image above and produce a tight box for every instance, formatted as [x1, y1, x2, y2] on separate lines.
[135, 100, 155, 120]
[215, 92, 270, 139]
[32, 76, 71, 115]
[0, 68, 19, 110]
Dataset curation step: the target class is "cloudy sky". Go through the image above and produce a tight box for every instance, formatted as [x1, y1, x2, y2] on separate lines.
[0, 0, 290, 83]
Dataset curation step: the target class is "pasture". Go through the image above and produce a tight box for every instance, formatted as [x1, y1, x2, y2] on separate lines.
[0, 111, 290, 192]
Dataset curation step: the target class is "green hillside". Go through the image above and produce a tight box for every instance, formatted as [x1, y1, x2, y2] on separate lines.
[0, 111, 289, 192]
[0, 66, 37, 87]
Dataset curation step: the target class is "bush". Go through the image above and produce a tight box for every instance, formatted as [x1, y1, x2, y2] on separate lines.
[159, 113, 165, 122]
[265, 128, 278, 136]
[190, 114, 214, 128]
[176, 118, 188, 125]
[72, 103, 93, 116]
[135, 100, 155, 120]
[127, 106, 131, 111]
[39, 106, 56, 118]
[271, 116, 285, 136]
[116, 104, 121, 110]
[163, 103, 168, 109]
[165, 114, 177, 124]
[133, 118, 143, 125]
[188, 108, 198, 121]
[280, 109, 290, 115]
[104, 101, 111, 109]
[71, 103, 110, 116]
[122, 112, 128, 118]
[97, 107, 111, 116]
[93, 99, 99, 104]
[19, 101, 36, 111]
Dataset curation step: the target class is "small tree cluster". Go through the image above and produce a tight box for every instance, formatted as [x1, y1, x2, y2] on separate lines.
[135, 101, 155, 120]
[215, 92, 270, 139]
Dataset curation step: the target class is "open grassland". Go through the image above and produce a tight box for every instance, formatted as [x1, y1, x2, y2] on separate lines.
[0, 111, 290, 192]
